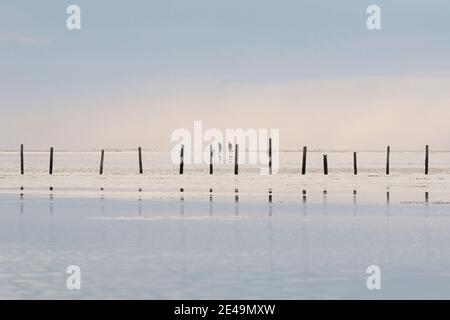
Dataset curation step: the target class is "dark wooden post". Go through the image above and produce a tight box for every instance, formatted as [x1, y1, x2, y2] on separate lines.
[323, 154, 328, 175]
[386, 146, 390, 175]
[20, 144, 24, 175]
[301, 146, 307, 175]
[425, 145, 429, 175]
[99, 150, 105, 175]
[49, 147, 54, 175]
[353, 152, 357, 175]
[268, 138, 272, 175]
[209, 145, 213, 175]
[179, 145, 184, 174]
[234, 144, 239, 175]
[138, 147, 143, 174]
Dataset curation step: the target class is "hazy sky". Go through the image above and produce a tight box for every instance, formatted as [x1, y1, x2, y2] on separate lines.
[1, 0, 450, 150]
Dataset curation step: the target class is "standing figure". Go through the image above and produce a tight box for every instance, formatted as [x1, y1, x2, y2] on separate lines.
[227, 142, 233, 164]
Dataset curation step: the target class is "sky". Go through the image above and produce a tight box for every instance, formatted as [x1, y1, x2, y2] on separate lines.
[1, 0, 450, 150]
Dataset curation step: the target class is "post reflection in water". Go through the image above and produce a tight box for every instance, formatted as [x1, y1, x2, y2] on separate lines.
[208, 190, 215, 245]
[20, 187, 24, 215]
[425, 191, 429, 217]
[49, 187, 54, 216]
[322, 189, 328, 215]
[234, 188, 239, 216]
[138, 197, 142, 216]
[353, 190, 357, 217]
[386, 188, 390, 217]
[179, 188, 184, 216]
[302, 189, 307, 215]
[100, 190, 105, 217]
[268, 188, 273, 217]
[209, 188, 213, 216]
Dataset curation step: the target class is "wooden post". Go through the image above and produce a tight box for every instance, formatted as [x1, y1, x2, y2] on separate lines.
[268, 138, 272, 175]
[234, 144, 239, 175]
[209, 145, 213, 175]
[20, 144, 24, 175]
[49, 147, 54, 175]
[138, 147, 143, 174]
[179, 145, 184, 174]
[301, 146, 307, 175]
[425, 145, 429, 175]
[99, 150, 105, 175]
[323, 154, 328, 175]
[386, 146, 390, 175]
[353, 152, 357, 175]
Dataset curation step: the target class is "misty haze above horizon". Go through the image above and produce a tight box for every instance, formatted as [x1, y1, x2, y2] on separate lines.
[1, 1, 450, 150]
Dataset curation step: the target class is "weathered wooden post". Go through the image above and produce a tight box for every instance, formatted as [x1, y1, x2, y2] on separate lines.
[323, 154, 328, 175]
[20, 144, 24, 175]
[425, 145, 429, 175]
[179, 145, 184, 174]
[138, 147, 143, 174]
[386, 146, 390, 175]
[353, 152, 358, 175]
[209, 145, 213, 175]
[99, 150, 105, 175]
[268, 138, 272, 175]
[49, 147, 54, 175]
[301, 146, 307, 175]
[234, 144, 239, 175]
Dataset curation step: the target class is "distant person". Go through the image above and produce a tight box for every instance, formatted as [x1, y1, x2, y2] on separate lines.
[227, 142, 233, 164]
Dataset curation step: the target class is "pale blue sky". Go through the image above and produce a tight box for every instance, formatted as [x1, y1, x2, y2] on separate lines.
[1, 1, 450, 149]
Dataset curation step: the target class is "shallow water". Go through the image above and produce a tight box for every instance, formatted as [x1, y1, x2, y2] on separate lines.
[0, 151, 450, 299]
[1, 189, 450, 299]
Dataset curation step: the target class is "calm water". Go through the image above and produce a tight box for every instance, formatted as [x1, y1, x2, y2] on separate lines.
[0, 188, 450, 299]
[0, 151, 450, 299]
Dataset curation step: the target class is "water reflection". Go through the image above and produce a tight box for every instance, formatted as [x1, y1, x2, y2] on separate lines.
[20, 187, 24, 215]
[386, 188, 390, 217]
[180, 188, 184, 216]
[209, 188, 213, 216]
[234, 188, 239, 216]
[49, 187, 54, 216]
[302, 189, 307, 215]
[138, 197, 142, 216]
[100, 194, 105, 216]
[18, 186, 438, 220]
[268, 189, 273, 217]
